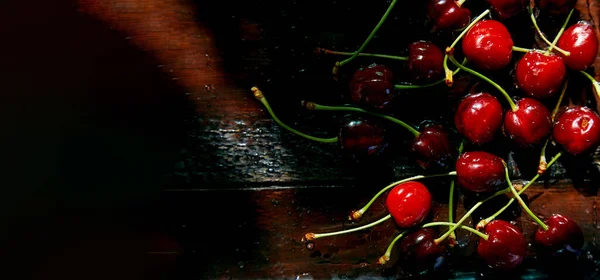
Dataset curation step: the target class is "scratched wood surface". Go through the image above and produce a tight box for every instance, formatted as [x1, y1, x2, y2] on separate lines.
[0, 0, 599, 279]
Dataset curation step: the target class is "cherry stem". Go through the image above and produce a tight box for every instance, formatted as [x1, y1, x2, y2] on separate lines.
[580, 71, 600, 100]
[443, 9, 491, 86]
[512, 46, 533, 53]
[316, 48, 408, 61]
[504, 164, 548, 230]
[395, 57, 467, 89]
[424, 222, 488, 240]
[251, 87, 339, 143]
[552, 78, 570, 121]
[448, 139, 466, 242]
[336, 0, 398, 68]
[456, 0, 466, 6]
[482, 152, 563, 226]
[379, 230, 408, 264]
[349, 171, 457, 221]
[540, 79, 569, 173]
[305, 214, 391, 241]
[448, 55, 518, 111]
[302, 101, 420, 137]
[546, 8, 574, 55]
[528, 6, 570, 56]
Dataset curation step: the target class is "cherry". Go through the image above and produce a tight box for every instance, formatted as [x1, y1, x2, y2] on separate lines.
[552, 106, 600, 155]
[456, 151, 506, 193]
[339, 118, 388, 158]
[503, 98, 553, 147]
[427, 0, 471, 31]
[386, 181, 432, 228]
[535, 214, 584, 252]
[477, 220, 527, 270]
[398, 228, 446, 272]
[462, 20, 514, 71]
[349, 64, 394, 109]
[408, 41, 444, 84]
[454, 93, 504, 144]
[515, 51, 566, 99]
[556, 21, 600, 71]
[534, 0, 577, 15]
[411, 124, 454, 169]
[486, 0, 528, 20]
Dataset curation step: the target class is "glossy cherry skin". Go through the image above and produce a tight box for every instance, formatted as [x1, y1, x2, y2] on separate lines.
[504, 98, 553, 146]
[486, 0, 528, 20]
[556, 21, 600, 71]
[349, 64, 394, 109]
[478, 220, 527, 270]
[535, 214, 584, 252]
[339, 118, 387, 157]
[552, 106, 600, 155]
[386, 181, 432, 228]
[456, 151, 506, 193]
[515, 51, 566, 99]
[427, 0, 471, 31]
[411, 124, 453, 169]
[462, 20, 514, 70]
[535, 0, 577, 15]
[408, 41, 444, 84]
[399, 228, 445, 272]
[455, 93, 504, 144]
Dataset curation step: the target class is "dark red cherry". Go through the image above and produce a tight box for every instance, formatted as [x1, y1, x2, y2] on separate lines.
[462, 20, 514, 70]
[503, 98, 553, 146]
[535, 214, 584, 252]
[427, 0, 472, 31]
[534, 0, 577, 15]
[477, 220, 527, 270]
[339, 118, 388, 157]
[486, 0, 528, 20]
[386, 181, 432, 228]
[349, 64, 394, 109]
[454, 93, 504, 144]
[552, 106, 600, 155]
[408, 41, 444, 84]
[556, 21, 600, 71]
[411, 124, 453, 169]
[515, 51, 566, 99]
[456, 151, 506, 193]
[399, 228, 446, 272]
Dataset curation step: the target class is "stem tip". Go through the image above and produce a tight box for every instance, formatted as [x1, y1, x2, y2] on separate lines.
[304, 233, 316, 241]
[378, 255, 390, 265]
[349, 210, 363, 221]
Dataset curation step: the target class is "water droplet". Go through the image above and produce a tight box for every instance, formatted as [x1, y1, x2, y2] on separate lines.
[205, 84, 212, 92]
[306, 242, 315, 251]
[238, 261, 245, 269]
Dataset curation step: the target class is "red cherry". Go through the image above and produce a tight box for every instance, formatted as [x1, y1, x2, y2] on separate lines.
[427, 0, 472, 31]
[515, 51, 566, 99]
[349, 64, 394, 109]
[535, 0, 577, 15]
[454, 93, 504, 144]
[552, 106, 600, 155]
[535, 214, 584, 252]
[503, 98, 553, 146]
[462, 20, 514, 70]
[399, 228, 446, 272]
[385, 181, 432, 228]
[408, 41, 444, 84]
[456, 151, 506, 193]
[477, 220, 527, 270]
[339, 118, 388, 157]
[411, 124, 454, 169]
[556, 21, 600, 71]
[486, 0, 528, 20]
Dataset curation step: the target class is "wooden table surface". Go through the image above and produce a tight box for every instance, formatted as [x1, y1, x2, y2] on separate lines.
[1, 0, 600, 279]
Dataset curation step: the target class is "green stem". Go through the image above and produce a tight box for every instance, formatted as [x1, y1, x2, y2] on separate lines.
[378, 230, 408, 264]
[448, 55, 517, 111]
[251, 87, 338, 143]
[448, 138, 465, 242]
[529, 6, 570, 56]
[512, 46, 533, 53]
[349, 172, 457, 220]
[504, 164, 548, 230]
[394, 57, 467, 89]
[546, 8, 574, 55]
[316, 48, 408, 61]
[309, 214, 392, 240]
[456, 0, 466, 6]
[337, 0, 398, 67]
[552, 78, 569, 121]
[423, 222, 488, 240]
[580, 71, 600, 100]
[303, 101, 420, 137]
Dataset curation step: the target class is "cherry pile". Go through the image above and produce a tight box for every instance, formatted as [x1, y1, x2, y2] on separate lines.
[252, 0, 600, 275]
